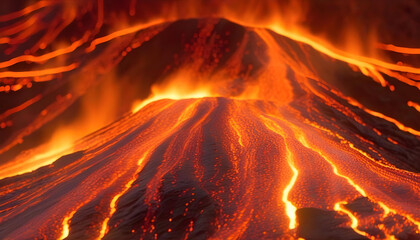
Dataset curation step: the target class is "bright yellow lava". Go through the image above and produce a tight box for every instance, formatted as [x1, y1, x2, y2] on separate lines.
[59, 210, 76, 240]
[259, 115, 298, 230]
[97, 153, 149, 239]
[97, 179, 136, 240]
[334, 201, 373, 240]
[132, 90, 210, 113]
[283, 147, 299, 230]
[295, 133, 367, 197]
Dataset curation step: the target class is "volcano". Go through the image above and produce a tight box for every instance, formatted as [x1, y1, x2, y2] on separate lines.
[1, 1, 420, 240]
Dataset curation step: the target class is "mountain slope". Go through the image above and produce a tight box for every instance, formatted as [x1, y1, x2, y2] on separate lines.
[0, 97, 418, 239]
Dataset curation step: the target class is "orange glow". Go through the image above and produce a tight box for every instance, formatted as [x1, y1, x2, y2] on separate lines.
[334, 201, 372, 239]
[282, 148, 298, 230]
[73, 11, 420, 93]
[0, 63, 78, 78]
[0, 36, 88, 69]
[97, 179, 136, 239]
[59, 210, 77, 240]
[351, 101, 420, 136]
[86, 20, 165, 52]
[377, 43, 420, 55]
[378, 202, 393, 217]
[0, 137, 73, 179]
[97, 153, 149, 239]
[293, 122, 420, 231]
[408, 101, 420, 113]
[0, 94, 42, 120]
[131, 89, 210, 113]
[295, 132, 367, 197]
[260, 116, 298, 230]
[0, 1, 54, 22]
[229, 119, 244, 147]
[1, 1, 419, 239]
[131, 71, 213, 113]
[377, 201, 420, 230]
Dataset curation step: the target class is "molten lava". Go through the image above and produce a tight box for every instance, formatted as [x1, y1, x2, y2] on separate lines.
[0, 1, 420, 240]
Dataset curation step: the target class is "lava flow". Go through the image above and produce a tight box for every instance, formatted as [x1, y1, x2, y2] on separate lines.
[0, 1, 420, 240]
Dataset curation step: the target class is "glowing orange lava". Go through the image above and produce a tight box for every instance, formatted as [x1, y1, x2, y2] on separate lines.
[0, 1, 419, 240]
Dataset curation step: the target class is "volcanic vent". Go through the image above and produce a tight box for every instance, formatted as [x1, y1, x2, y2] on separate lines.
[0, 1, 420, 240]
